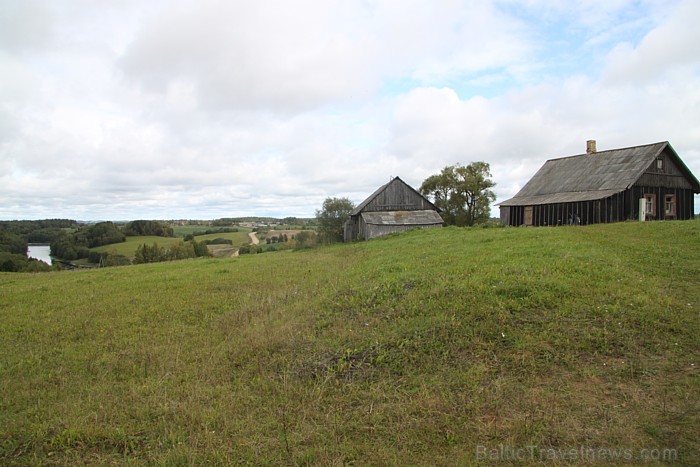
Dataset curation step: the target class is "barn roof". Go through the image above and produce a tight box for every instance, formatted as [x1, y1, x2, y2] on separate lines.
[360, 210, 444, 226]
[351, 176, 440, 215]
[499, 141, 700, 206]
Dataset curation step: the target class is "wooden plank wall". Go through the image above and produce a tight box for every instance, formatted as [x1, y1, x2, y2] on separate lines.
[362, 181, 432, 213]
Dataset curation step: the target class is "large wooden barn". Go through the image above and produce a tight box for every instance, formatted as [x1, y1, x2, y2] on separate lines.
[343, 177, 443, 241]
[499, 141, 700, 226]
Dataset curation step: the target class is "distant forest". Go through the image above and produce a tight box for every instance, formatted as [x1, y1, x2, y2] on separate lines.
[0, 219, 77, 272]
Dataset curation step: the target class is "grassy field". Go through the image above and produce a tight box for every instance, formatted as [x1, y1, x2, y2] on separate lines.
[171, 226, 252, 238]
[89, 231, 253, 260]
[90, 236, 184, 257]
[1, 221, 698, 464]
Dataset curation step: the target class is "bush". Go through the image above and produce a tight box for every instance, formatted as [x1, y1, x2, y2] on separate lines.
[294, 231, 317, 249]
[204, 238, 233, 245]
[103, 254, 131, 267]
[238, 245, 262, 255]
[88, 251, 107, 264]
[0, 252, 51, 272]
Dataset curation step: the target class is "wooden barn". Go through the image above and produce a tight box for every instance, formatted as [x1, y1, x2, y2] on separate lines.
[344, 177, 443, 241]
[499, 141, 700, 226]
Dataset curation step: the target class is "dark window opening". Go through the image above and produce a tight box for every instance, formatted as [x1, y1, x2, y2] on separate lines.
[643, 194, 656, 219]
[665, 194, 676, 217]
[656, 158, 664, 171]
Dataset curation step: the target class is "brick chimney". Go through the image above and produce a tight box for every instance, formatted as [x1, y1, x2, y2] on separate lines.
[586, 140, 597, 154]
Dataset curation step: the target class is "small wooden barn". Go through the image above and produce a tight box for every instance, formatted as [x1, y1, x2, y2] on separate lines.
[344, 177, 443, 241]
[499, 141, 699, 226]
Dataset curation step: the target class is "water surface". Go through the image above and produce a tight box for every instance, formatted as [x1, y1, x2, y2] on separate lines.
[27, 244, 52, 265]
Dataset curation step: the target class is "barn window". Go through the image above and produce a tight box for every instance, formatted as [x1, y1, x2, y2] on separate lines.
[643, 194, 656, 218]
[664, 194, 676, 217]
[656, 158, 664, 171]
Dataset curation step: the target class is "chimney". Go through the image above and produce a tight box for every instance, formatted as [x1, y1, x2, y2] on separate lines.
[586, 140, 597, 154]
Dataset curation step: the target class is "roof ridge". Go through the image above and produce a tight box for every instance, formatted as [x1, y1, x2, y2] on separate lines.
[547, 141, 668, 162]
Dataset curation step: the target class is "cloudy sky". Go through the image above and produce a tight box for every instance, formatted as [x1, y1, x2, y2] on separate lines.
[1, 0, 699, 220]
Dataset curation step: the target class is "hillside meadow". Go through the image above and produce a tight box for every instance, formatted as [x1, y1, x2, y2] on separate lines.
[90, 231, 253, 260]
[0, 221, 698, 465]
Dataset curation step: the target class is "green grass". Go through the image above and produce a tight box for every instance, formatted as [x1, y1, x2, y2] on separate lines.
[172, 225, 212, 237]
[91, 236, 184, 257]
[90, 232, 253, 259]
[193, 231, 252, 247]
[1, 221, 698, 464]
[171, 225, 253, 239]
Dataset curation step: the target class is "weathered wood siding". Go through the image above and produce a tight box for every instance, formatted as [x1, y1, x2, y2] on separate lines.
[629, 186, 695, 220]
[345, 177, 443, 241]
[343, 218, 358, 242]
[360, 181, 433, 213]
[501, 187, 695, 226]
[637, 151, 695, 189]
[359, 218, 441, 240]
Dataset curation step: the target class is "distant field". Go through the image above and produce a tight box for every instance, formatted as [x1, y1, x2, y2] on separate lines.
[269, 225, 318, 231]
[171, 225, 252, 237]
[171, 225, 213, 237]
[194, 231, 251, 246]
[1, 221, 698, 464]
[90, 232, 253, 259]
[91, 235, 184, 257]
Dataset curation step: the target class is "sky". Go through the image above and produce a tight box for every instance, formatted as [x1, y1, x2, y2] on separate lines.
[1, 0, 699, 220]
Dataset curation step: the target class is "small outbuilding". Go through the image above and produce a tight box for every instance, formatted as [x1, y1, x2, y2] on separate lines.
[344, 176, 443, 241]
[499, 141, 700, 226]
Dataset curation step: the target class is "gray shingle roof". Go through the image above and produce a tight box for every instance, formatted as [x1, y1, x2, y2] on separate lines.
[360, 210, 444, 226]
[499, 141, 699, 206]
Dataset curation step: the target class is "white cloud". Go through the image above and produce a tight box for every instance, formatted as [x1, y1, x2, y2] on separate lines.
[603, 0, 700, 85]
[1, 0, 699, 220]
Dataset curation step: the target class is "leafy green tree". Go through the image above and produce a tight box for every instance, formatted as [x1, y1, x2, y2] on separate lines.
[167, 240, 196, 260]
[74, 222, 125, 248]
[419, 167, 457, 222]
[134, 242, 166, 264]
[0, 230, 27, 255]
[192, 240, 211, 257]
[26, 228, 65, 243]
[0, 252, 51, 272]
[294, 231, 316, 249]
[238, 245, 261, 254]
[103, 253, 131, 267]
[50, 232, 80, 260]
[420, 162, 496, 226]
[316, 197, 355, 243]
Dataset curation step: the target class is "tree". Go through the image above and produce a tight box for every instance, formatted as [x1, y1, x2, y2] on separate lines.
[316, 197, 355, 243]
[0, 230, 27, 255]
[294, 231, 316, 249]
[75, 221, 125, 248]
[420, 162, 496, 226]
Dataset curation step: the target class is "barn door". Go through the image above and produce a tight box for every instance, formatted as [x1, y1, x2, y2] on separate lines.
[524, 206, 533, 226]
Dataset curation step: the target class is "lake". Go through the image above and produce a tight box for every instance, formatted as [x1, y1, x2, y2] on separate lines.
[27, 244, 52, 265]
